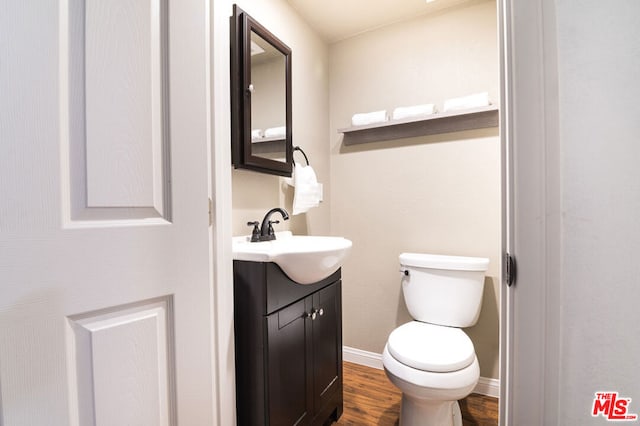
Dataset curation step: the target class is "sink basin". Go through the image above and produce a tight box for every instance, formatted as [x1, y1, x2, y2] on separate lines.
[232, 231, 352, 284]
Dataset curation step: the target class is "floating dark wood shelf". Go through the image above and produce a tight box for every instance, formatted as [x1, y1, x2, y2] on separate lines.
[338, 105, 499, 145]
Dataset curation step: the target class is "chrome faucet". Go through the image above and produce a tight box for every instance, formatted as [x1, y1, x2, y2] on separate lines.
[247, 208, 290, 242]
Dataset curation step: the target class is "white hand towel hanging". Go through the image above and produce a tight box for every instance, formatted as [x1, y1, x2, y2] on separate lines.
[292, 163, 323, 215]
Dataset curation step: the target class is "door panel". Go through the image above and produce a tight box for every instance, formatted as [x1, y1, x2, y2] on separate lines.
[66, 298, 175, 426]
[61, 0, 170, 223]
[0, 1, 214, 425]
[83, 0, 166, 210]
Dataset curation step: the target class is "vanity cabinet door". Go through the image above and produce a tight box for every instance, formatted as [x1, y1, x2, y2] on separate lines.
[266, 297, 312, 426]
[311, 281, 343, 416]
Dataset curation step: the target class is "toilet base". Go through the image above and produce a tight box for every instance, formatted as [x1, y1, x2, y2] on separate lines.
[399, 396, 462, 426]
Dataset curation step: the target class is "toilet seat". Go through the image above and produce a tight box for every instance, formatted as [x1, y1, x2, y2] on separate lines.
[387, 322, 475, 372]
[383, 345, 480, 393]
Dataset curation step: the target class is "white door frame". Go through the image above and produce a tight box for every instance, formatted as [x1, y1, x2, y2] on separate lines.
[499, 0, 561, 424]
[210, 1, 236, 425]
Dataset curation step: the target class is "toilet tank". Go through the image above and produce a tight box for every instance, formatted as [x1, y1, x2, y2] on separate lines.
[399, 253, 489, 328]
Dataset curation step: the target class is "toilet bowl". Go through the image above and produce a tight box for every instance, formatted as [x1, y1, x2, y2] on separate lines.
[382, 253, 489, 426]
[383, 322, 480, 426]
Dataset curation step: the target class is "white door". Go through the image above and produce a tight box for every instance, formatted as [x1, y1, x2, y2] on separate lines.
[0, 1, 215, 425]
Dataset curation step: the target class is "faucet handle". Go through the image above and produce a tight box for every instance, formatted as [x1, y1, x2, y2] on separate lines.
[247, 221, 260, 242]
[267, 220, 280, 237]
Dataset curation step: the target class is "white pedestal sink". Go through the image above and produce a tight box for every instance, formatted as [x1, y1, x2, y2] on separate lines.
[232, 231, 352, 284]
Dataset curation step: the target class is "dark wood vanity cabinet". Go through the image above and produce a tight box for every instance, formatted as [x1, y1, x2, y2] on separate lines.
[233, 261, 343, 426]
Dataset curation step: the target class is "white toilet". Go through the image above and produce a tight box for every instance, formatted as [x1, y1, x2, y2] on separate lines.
[382, 252, 489, 426]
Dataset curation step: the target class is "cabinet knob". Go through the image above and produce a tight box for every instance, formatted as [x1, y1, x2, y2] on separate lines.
[304, 308, 325, 321]
[313, 308, 324, 320]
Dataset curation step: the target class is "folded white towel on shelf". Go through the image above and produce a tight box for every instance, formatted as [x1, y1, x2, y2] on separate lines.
[351, 110, 389, 126]
[264, 126, 286, 138]
[292, 164, 323, 215]
[443, 92, 491, 112]
[392, 104, 437, 120]
[251, 129, 264, 140]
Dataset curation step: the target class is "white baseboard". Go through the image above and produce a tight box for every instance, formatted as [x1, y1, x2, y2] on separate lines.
[474, 376, 500, 398]
[343, 346, 384, 369]
[343, 346, 500, 399]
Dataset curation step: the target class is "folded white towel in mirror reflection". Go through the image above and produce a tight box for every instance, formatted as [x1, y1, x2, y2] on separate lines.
[251, 129, 264, 140]
[264, 126, 286, 138]
[292, 164, 323, 215]
[392, 104, 437, 120]
[351, 110, 388, 126]
[443, 92, 491, 112]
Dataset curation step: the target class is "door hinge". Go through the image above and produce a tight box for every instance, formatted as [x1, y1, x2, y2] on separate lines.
[208, 197, 213, 227]
[504, 252, 516, 287]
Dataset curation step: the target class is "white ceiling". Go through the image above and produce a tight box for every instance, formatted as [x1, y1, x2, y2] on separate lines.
[285, 0, 487, 43]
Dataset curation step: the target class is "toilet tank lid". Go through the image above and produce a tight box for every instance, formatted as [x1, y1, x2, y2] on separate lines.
[399, 253, 489, 271]
[387, 322, 475, 373]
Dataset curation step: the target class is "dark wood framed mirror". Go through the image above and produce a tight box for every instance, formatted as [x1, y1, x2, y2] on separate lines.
[230, 5, 293, 177]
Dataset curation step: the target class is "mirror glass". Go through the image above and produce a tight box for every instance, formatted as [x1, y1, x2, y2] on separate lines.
[230, 5, 292, 176]
[250, 31, 287, 162]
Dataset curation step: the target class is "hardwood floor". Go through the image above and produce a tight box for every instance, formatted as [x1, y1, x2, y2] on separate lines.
[335, 362, 498, 426]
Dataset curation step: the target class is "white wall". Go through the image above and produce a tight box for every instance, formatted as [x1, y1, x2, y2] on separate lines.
[330, 1, 501, 379]
[555, 0, 640, 423]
